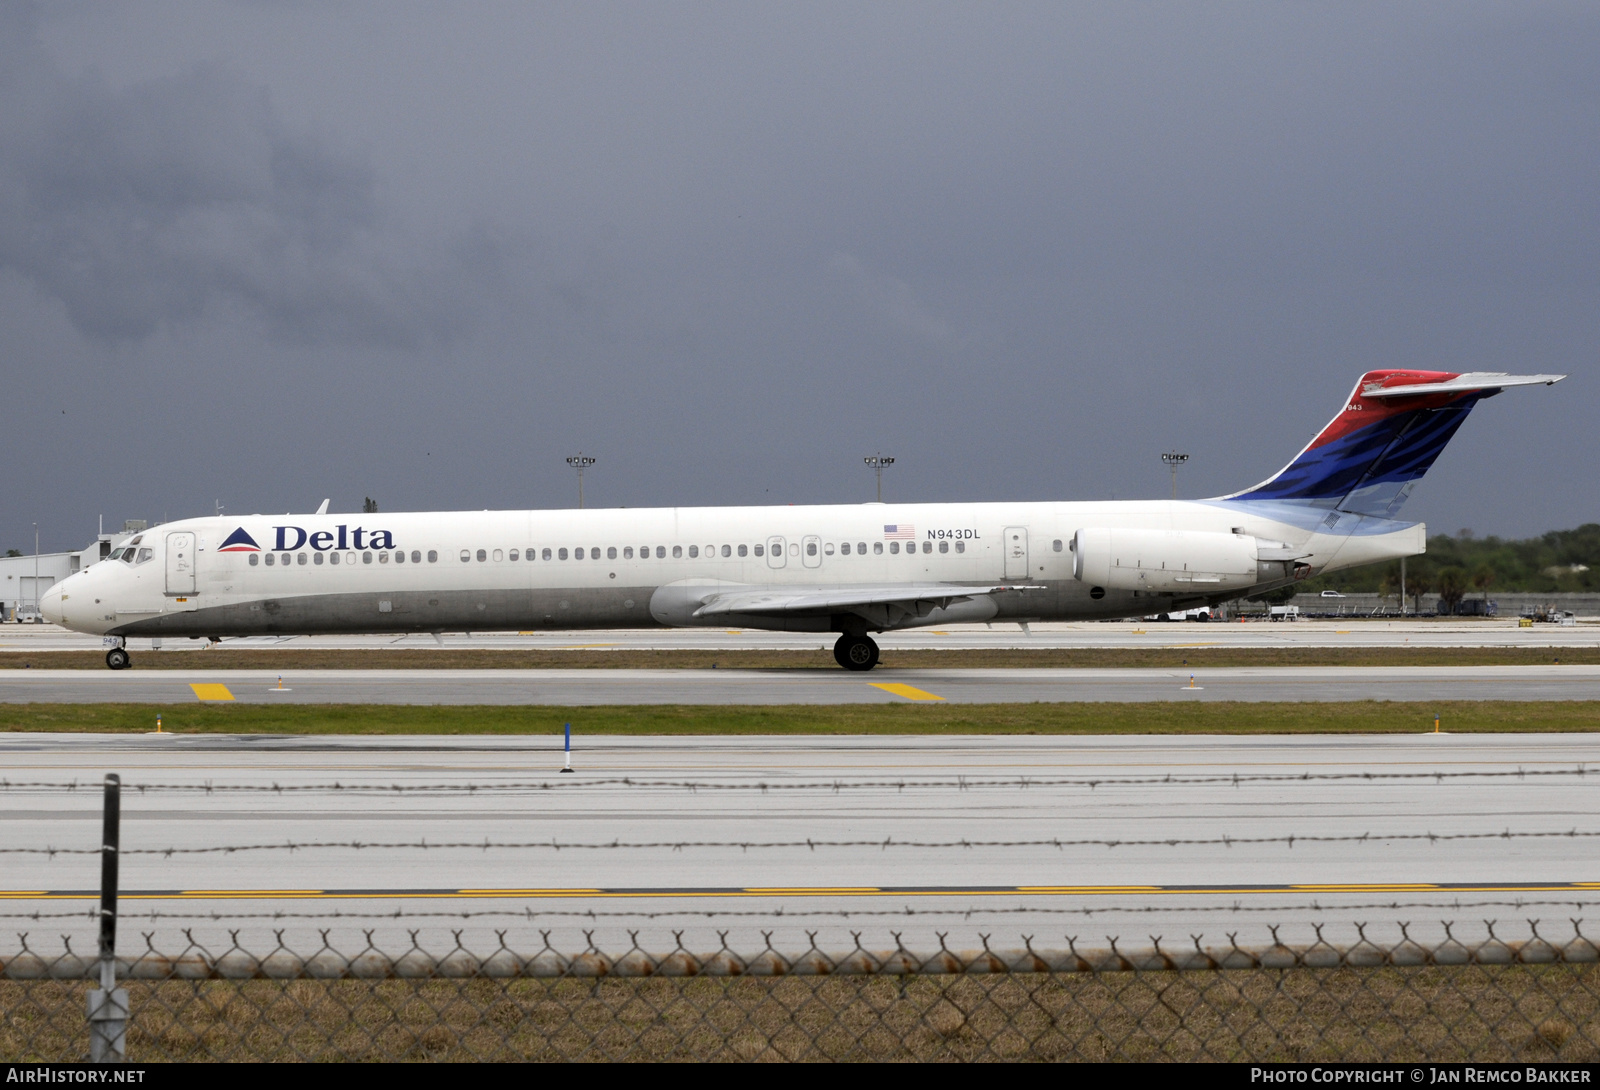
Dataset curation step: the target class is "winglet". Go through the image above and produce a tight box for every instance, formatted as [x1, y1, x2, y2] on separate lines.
[315, 498, 330, 516]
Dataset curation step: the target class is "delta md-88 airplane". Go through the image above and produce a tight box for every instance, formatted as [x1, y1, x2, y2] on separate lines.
[42, 369, 1563, 671]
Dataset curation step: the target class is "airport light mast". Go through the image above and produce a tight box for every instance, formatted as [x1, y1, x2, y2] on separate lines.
[864, 453, 895, 503]
[566, 453, 596, 509]
[1161, 451, 1189, 500]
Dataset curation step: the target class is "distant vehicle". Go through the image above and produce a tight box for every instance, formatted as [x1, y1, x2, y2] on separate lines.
[1319, 590, 1346, 598]
[14, 604, 42, 624]
[1147, 607, 1216, 622]
[1269, 604, 1301, 621]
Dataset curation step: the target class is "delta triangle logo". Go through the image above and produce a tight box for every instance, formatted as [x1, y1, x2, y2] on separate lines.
[218, 527, 262, 553]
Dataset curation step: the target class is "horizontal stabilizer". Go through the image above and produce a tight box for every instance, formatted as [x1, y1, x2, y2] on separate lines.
[1361, 372, 1565, 398]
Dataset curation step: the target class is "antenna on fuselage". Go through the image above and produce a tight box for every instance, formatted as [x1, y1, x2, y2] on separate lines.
[315, 499, 330, 516]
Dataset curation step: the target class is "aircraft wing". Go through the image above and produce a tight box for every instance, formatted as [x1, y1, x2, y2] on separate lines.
[691, 582, 1045, 629]
[693, 582, 1042, 616]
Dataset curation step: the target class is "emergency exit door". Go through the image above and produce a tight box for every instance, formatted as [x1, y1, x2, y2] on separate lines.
[1003, 526, 1029, 581]
[165, 533, 196, 595]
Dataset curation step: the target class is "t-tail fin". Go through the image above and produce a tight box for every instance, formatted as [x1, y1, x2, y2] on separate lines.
[1225, 370, 1564, 519]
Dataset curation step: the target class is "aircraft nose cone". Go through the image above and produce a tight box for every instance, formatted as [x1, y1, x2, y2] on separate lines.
[39, 586, 64, 625]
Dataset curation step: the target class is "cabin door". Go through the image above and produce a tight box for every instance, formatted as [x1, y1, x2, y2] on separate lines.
[165, 533, 197, 596]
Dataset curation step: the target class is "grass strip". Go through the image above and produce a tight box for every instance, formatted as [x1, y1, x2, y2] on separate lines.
[0, 646, 1595, 670]
[2, 700, 1596, 735]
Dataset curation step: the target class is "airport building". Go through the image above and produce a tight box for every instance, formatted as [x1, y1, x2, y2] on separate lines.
[0, 520, 148, 621]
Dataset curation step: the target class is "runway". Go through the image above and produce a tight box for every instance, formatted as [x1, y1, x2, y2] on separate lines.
[2, 617, 1596, 654]
[6, 732, 1600, 958]
[2, 663, 1597, 704]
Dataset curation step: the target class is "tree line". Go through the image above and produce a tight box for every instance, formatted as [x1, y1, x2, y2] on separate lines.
[1292, 523, 1600, 610]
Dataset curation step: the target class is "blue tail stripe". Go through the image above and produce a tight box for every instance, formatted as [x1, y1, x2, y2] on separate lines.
[1241, 396, 1483, 509]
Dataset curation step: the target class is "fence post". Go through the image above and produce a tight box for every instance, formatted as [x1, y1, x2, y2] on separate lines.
[87, 772, 127, 1063]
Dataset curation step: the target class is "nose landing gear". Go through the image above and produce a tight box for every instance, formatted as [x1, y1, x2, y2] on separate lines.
[833, 633, 880, 671]
[105, 647, 131, 670]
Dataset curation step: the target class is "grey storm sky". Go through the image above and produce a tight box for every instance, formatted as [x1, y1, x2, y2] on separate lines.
[1, 1, 1594, 552]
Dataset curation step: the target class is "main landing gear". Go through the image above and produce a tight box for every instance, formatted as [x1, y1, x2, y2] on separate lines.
[833, 633, 880, 672]
[105, 647, 131, 670]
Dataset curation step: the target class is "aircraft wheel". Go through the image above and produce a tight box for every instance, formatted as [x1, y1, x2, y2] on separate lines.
[834, 634, 879, 672]
[105, 648, 131, 670]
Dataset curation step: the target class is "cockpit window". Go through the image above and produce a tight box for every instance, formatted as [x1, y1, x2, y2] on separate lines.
[136, 548, 153, 564]
[107, 548, 125, 561]
[121, 549, 135, 564]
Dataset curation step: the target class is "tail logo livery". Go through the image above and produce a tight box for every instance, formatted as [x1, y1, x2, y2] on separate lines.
[1229, 370, 1563, 520]
[217, 528, 261, 553]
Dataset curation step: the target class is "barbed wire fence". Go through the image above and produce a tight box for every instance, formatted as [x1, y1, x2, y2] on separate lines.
[8, 772, 1600, 1061]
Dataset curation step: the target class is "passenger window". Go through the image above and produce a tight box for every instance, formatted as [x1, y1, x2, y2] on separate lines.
[575, 547, 585, 560]
[738, 544, 747, 557]
[858, 542, 867, 554]
[873, 542, 883, 555]
[705, 545, 714, 557]
[824, 543, 834, 555]
[889, 542, 899, 554]
[1052, 539, 1063, 552]
[363, 552, 373, 564]
[330, 553, 341, 565]
[474, 549, 485, 562]
[559, 548, 569, 560]
[298, 553, 308, 565]
[314, 553, 325, 565]
[248, 554, 258, 566]
[688, 545, 699, 558]
[460, 550, 470, 562]
[543, 548, 552, 561]
[394, 551, 404, 564]
[427, 550, 437, 562]
[624, 546, 634, 559]
[592, 547, 601, 559]
[264, 554, 275, 566]
[608, 546, 618, 560]
[840, 542, 850, 555]
[656, 546, 665, 558]
[939, 541, 949, 553]
[721, 544, 731, 558]
[922, 541, 932, 554]
[672, 545, 683, 558]
[955, 541, 965, 553]
[806, 542, 817, 556]
[493, 549, 503, 562]
[509, 549, 518, 561]
[380, 551, 389, 563]
[754, 544, 764, 557]
[788, 542, 798, 556]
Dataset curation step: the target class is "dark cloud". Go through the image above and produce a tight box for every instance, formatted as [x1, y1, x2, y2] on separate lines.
[0, 5, 495, 346]
[0, 3, 1594, 552]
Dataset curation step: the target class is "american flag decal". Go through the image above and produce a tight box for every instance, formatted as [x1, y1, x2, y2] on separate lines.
[883, 524, 915, 540]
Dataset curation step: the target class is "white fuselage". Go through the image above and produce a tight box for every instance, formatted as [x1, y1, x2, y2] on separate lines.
[43, 498, 1422, 639]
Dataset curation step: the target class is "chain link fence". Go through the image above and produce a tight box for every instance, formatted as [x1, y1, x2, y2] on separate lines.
[7, 924, 1600, 1061]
